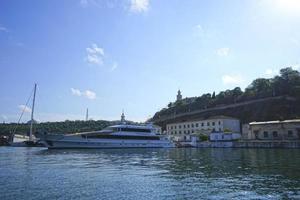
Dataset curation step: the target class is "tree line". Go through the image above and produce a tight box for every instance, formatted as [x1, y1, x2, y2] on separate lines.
[155, 67, 300, 119]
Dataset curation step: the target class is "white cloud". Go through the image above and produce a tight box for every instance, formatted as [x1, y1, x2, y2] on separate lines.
[222, 74, 245, 85]
[18, 105, 31, 113]
[265, 68, 279, 76]
[84, 90, 96, 100]
[111, 62, 118, 71]
[0, 25, 8, 32]
[1, 115, 7, 120]
[216, 47, 230, 57]
[86, 44, 104, 55]
[85, 43, 104, 65]
[71, 88, 82, 96]
[130, 0, 149, 13]
[71, 88, 96, 100]
[193, 24, 205, 37]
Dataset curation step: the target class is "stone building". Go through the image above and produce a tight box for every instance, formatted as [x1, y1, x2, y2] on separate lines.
[242, 119, 300, 140]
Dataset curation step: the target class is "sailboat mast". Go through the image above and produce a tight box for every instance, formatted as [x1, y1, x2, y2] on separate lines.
[85, 108, 89, 121]
[29, 83, 37, 141]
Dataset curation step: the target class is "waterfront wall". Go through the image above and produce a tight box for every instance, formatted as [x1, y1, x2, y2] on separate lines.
[196, 141, 300, 148]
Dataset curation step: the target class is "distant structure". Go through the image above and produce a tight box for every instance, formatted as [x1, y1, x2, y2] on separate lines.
[121, 110, 126, 124]
[166, 116, 241, 138]
[85, 108, 89, 121]
[242, 119, 300, 140]
[176, 90, 182, 101]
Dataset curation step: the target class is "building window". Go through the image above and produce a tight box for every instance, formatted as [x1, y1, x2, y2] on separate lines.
[288, 130, 293, 137]
[264, 131, 268, 138]
[191, 124, 194, 128]
[297, 129, 300, 138]
[196, 123, 199, 127]
[187, 130, 190, 134]
[212, 128, 216, 132]
[219, 128, 222, 132]
[188, 124, 190, 128]
[179, 131, 181, 134]
[218, 121, 221, 125]
[254, 130, 259, 139]
[192, 130, 194, 133]
[174, 125, 176, 129]
[272, 131, 278, 138]
[207, 122, 210, 126]
[212, 122, 215, 126]
[184, 125, 186, 128]
[201, 123, 204, 127]
[184, 130, 186, 134]
[175, 131, 177, 134]
[179, 125, 181, 129]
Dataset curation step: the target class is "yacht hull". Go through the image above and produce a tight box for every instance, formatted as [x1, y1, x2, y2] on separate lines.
[37, 134, 175, 149]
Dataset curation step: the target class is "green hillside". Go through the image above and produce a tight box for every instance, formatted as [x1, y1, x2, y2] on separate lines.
[152, 67, 300, 129]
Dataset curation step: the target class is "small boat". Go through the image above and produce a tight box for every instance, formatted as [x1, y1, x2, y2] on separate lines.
[9, 83, 41, 147]
[35, 113, 175, 149]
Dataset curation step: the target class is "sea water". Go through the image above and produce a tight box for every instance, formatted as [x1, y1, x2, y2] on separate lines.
[0, 147, 299, 200]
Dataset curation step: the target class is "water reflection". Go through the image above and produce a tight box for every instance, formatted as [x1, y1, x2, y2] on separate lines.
[1, 147, 300, 200]
[33, 148, 300, 179]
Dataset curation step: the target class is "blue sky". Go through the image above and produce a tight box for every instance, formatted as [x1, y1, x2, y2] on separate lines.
[0, 0, 300, 123]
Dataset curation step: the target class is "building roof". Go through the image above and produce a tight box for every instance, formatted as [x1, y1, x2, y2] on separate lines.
[249, 119, 300, 125]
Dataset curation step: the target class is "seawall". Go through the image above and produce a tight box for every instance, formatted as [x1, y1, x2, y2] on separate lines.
[196, 141, 300, 148]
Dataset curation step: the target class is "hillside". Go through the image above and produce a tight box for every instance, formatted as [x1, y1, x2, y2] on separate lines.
[0, 120, 136, 136]
[152, 67, 300, 129]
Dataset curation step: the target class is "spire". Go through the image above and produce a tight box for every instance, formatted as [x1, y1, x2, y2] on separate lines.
[121, 110, 125, 124]
[177, 89, 182, 101]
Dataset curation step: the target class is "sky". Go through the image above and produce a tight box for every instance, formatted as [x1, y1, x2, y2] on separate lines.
[0, 0, 300, 123]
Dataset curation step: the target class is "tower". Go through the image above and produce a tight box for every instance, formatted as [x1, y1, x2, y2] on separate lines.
[176, 90, 182, 101]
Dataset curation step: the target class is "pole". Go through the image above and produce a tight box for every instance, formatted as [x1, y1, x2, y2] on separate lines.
[86, 108, 89, 121]
[29, 83, 37, 141]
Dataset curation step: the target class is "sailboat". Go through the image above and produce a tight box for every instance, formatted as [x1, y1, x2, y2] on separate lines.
[9, 83, 40, 147]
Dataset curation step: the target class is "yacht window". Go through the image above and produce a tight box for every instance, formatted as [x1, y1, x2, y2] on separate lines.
[121, 128, 151, 133]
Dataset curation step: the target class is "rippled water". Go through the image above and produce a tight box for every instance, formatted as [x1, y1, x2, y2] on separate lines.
[0, 147, 299, 200]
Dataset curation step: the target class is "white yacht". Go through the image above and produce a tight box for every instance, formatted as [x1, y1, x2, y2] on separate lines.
[35, 113, 174, 149]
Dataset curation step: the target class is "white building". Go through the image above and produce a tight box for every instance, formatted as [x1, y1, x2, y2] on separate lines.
[210, 132, 241, 141]
[166, 116, 241, 137]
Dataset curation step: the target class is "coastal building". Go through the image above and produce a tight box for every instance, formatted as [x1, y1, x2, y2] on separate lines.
[242, 119, 300, 140]
[210, 132, 241, 141]
[166, 116, 241, 137]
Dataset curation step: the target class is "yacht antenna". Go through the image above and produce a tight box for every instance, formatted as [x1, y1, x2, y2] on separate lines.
[29, 83, 37, 142]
